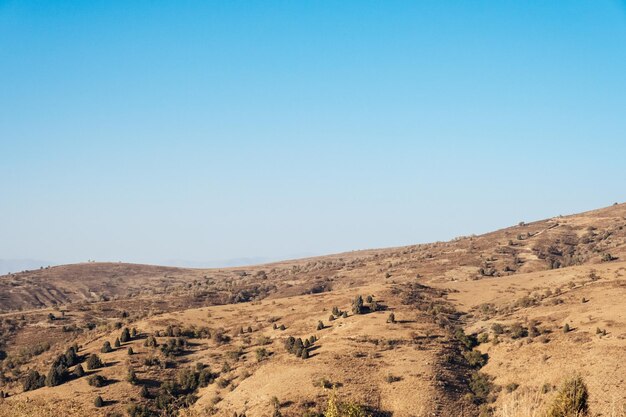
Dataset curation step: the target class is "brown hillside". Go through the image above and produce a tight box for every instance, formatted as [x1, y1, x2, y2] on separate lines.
[0, 203, 625, 416]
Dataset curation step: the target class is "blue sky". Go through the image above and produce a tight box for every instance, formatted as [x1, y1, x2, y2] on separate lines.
[1, 1, 626, 266]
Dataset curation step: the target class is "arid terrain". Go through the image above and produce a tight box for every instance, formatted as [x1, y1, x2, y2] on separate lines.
[0, 203, 625, 417]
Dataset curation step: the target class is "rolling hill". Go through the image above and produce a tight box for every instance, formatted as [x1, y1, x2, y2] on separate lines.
[0, 203, 625, 416]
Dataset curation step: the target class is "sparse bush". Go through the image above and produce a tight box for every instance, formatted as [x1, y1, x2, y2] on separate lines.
[385, 374, 401, 383]
[505, 382, 519, 393]
[563, 323, 570, 333]
[94, 395, 104, 408]
[256, 348, 269, 362]
[510, 323, 528, 339]
[127, 368, 138, 384]
[128, 347, 134, 355]
[546, 376, 589, 417]
[216, 377, 229, 389]
[317, 321, 324, 330]
[87, 374, 106, 387]
[492, 323, 504, 335]
[301, 348, 309, 359]
[387, 313, 395, 324]
[114, 337, 121, 348]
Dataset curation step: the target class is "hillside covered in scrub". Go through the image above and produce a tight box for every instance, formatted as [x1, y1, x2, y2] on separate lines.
[0, 203, 625, 416]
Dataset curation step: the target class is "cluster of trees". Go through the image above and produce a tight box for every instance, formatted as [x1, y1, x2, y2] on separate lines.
[328, 306, 348, 322]
[284, 335, 316, 360]
[160, 337, 187, 357]
[352, 294, 381, 315]
[22, 345, 83, 391]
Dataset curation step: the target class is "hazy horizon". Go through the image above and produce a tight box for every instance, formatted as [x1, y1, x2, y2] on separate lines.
[2, 1, 626, 266]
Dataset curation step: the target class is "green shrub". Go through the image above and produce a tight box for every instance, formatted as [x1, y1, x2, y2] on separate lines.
[256, 348, 269, 362]
[463, 350, 487, 369]
[469, 372, 494, 404]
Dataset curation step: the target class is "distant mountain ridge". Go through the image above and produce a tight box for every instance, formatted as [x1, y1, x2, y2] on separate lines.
[0, 259, 55, 275]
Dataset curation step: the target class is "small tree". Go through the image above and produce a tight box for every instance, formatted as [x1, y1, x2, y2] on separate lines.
[120, 327, 131, 343]
[352, 295, 364, 315]
[128, 347, 134, 355]
[563, 323, 571, 333]
[74, 364, 85, 377]
[144, 335, 158, 347]
[94, 395, 104, 408]
[317, 321, 324, 331]
[140, 385, 150, 398]
[101, 341, 113, 353]
[387, 312, 396, 324]
[86, 353, 104, 370]
[131, 328, 138, 338]
[127, 368, 138, 384]
[329, 315, 335, 322]
[22, 370, 45, 391]
[45, 365, 65, 387]
[114, 338, 121, 348]
[301, 349, 309, 360]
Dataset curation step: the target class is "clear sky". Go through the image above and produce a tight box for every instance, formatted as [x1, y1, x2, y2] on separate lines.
[1, 1, 626, 267]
